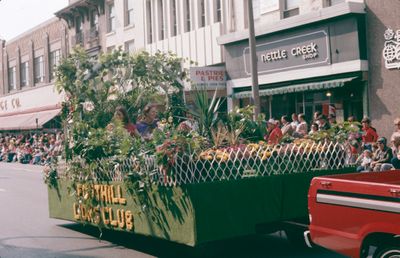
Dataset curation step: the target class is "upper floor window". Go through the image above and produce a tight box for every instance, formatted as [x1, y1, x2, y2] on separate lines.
[326, 0, 345, 6]
[90, 10, 99, 30]
[125, 40, 135, 54]
[107, 2, 116, 32]
[215, 0, 222, 23]
[8, 66, 16, 91]
[125, 0, 134, 26]
[146, 0, 153, 43]
[199, 0, 206, 28]
[284, 0, 300, 18]
[50, 50, 61, 81]
[170, 0, 177, 36]
[21, 62, 29, 87]
[34, 56, 44, 84]
[76, 16, 83, 33]
[158, 0, 165, 40]
[184, 0, 191, 32]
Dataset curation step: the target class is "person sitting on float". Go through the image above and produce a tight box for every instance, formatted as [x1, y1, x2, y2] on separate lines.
[136, 104, 159, 140]
[265, 119, 282, 145]
[107, 106, 140, 138]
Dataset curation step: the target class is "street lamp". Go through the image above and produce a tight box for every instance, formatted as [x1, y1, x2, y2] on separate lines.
[247, 0, 261, 119]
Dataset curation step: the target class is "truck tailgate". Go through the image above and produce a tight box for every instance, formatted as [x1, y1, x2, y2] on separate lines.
[308, 170, 400, 257]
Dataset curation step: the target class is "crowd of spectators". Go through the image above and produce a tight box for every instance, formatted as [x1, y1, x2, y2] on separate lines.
[0, 132, 63, 166]
[264, 112, 400, 172]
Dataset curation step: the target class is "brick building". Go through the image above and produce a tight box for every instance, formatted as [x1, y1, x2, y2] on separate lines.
[0, 18, 68, 131]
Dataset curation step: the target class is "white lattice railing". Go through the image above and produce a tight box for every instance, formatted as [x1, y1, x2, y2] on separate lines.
[57, 141, 351, 186]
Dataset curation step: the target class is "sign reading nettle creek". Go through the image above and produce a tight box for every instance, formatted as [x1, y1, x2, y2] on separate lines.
[243, 30, 330, 75]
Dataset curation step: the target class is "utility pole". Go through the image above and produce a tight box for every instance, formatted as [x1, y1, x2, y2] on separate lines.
[247, 0, 260, 119]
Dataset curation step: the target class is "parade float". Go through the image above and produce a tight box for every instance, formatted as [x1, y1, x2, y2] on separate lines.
[46, 48, 357, 246]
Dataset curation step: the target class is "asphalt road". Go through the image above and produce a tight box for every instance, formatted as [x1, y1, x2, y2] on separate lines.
[0, 162, 346, 258]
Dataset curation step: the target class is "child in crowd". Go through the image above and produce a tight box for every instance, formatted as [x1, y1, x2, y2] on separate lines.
[356, 149, 373, 172]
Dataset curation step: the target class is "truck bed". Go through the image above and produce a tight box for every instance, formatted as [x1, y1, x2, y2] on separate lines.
[312, 170, 400, 185]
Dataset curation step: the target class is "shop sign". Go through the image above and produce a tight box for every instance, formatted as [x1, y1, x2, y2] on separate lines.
[243, 30, 330, 75]
[0, 85, 63, 115]
[190, 66, 226, 89]
[382, 28, 400, 70]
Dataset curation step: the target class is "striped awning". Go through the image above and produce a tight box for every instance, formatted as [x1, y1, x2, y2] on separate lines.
[233, 77, 358, 99]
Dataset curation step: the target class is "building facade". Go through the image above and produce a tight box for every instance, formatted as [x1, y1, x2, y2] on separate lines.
[0, 18, 68, 131]
[215, 0, 399, 138]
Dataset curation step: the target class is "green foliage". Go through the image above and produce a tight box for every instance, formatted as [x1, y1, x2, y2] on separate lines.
[190, 87, 225, 139]
[307, 122, 361, 143]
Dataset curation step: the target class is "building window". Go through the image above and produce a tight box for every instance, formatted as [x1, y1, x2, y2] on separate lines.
[50, 50, 61, 81]
[107, 2, 115, 32]
[284, 0, 300, 18]
[325, 0, 345, 6]
[199, 0, 206, 28]
[89, 10, 99, 41]
[146, 0, 153, 43]
[215, 0, 222, 23]
[8, 66, 16, 91]
[125, 40, 135, 53]
[158, 0, 165, 40]
[125, 0, 134, 26]
[21, 62, 29, 87]
[75, 16, 84, 45]
[34, 56, 44, 84]
[170, 0, 177, 36]
[184, 0, 191, 32]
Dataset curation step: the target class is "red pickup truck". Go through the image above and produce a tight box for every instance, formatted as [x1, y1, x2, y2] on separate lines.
[305, 171, 400, 258]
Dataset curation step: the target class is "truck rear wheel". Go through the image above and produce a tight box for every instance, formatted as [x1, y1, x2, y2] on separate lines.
[374, 246, 400, 258]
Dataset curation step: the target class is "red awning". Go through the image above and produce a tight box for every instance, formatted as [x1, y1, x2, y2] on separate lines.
[0, 109, 60, 131]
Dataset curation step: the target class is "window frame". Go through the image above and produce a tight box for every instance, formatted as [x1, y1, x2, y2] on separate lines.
[34, 56, 44, 85]
[170, 0, 178, 37]
[199, 0, 206, 28]
[158, 0, 165, 40]
[124, 40, 135, 54]
[20, 62, 29, 87]
[215, 0, 222, 23]
[125, 0, 134, 26]
[146, 0, 153, 43]
[184, 0, 191, 32]
[107, 2, 116, 33]
[49, 50, 61, 82]
[8, 66, 16, 91]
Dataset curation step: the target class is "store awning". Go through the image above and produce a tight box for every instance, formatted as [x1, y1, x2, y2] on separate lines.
[0, 109, 60, 131]
[233, 77, 358, 99]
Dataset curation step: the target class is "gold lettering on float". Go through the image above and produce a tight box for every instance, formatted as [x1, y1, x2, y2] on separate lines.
[117, 209, 125, 229]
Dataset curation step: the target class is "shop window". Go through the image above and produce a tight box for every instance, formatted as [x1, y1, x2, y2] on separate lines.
[8, 66, 16, 91]
[50, 50, 61, 81]
[21, 62, 29, 87]
[170, 0, 178, 36]
[34, 56, 44, 84]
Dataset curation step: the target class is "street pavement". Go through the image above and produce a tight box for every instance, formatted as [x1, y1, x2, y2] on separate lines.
[0, 162, 346, 258]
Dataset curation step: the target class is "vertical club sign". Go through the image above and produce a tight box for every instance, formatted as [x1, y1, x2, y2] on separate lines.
[383, 28, 400, 69]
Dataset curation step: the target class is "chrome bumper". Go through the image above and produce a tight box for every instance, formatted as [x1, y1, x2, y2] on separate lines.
[304, 230, 313, 248]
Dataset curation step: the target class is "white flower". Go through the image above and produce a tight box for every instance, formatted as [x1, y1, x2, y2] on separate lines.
[82, 101, 95, 112]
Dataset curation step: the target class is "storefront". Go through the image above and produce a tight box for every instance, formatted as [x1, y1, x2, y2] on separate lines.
[220, 4, 368, 122]
[0, 85, 64, 132]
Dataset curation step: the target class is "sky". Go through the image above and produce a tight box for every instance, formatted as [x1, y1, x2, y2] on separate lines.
[0, 0, 68, 41]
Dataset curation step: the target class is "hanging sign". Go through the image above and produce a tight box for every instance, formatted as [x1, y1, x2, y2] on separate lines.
[382, 28, 400, 70]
